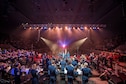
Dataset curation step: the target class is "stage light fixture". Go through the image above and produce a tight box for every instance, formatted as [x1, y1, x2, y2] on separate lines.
[29, 27, 32, 29]
[40, 27, 43, 29]
[80, 27, 84, 30]
[92, 27, 97, 30]
[43, 26, 47, 30]
[68, 26, 72, 30]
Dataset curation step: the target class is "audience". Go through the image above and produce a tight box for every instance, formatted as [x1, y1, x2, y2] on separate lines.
[0, 43, 125, 84]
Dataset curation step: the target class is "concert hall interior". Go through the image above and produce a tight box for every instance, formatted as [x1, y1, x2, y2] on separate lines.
[0, 0, 126, 84]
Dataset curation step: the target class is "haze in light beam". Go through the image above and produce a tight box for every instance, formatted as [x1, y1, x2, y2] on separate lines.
[70, 37, 88, 49]
[40, 37, 59, 54]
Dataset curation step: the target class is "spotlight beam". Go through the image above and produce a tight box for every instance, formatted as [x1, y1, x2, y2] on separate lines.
[70, 37, 88, 49]
[40, 37, 59, 54]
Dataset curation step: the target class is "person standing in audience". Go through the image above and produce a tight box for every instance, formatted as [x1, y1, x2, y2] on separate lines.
[81, 63, 92, 84]
[31, 64, 39, 84]
[66, 60, 74, 84]
[48, 60, 58, 84]
[0, 48, 2, 54]
[109, 53, 113, 69]
[42, 53, 49, 71]
[96, 55, 100, 72]
[89, 52, 94, 65]
[14, 62, 21, 84]
[115, 60, 119, 77]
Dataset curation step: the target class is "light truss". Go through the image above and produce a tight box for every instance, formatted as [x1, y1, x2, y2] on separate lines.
[22, 23, 106, 29]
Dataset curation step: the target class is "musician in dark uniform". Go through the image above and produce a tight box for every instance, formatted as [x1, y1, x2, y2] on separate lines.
[60, 58, 66, 71]
[81, 64, 92, 84]
[66, 60, 74, 84]
[48, 60, 58, 84]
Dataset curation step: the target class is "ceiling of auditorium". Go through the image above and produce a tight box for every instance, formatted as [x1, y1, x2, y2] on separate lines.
[0, 0, 126, 33]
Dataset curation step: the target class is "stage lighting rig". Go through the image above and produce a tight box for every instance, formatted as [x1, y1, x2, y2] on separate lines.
[22, 24, 106, 30]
